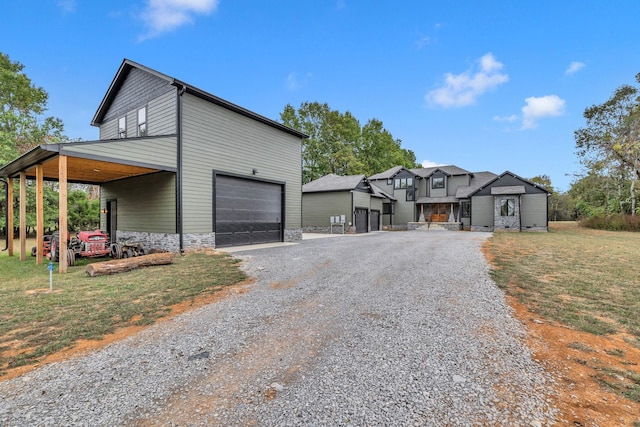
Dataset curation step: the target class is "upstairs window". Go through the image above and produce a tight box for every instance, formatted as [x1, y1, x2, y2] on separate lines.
[394, 177, 414, 189]
[500, 199, 515, 216]
[118, 116, 126, 139]
[432, 177, 445, 189]
[137, 106, 147, 137]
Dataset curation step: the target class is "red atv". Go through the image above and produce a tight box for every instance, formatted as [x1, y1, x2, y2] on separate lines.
[51, 230, 112, 266]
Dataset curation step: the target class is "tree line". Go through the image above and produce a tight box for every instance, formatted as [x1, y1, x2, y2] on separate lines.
[280, 102, 418, 183]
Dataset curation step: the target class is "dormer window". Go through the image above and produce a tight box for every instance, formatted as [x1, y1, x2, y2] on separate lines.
[137, 106, 147, 137]
[118, 116, 126, 139]
[432, 177, 445, 189]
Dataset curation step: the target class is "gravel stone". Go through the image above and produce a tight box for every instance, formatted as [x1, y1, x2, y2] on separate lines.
[0, 231, 558, 426]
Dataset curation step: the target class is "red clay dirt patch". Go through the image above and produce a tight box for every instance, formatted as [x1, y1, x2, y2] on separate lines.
[507, 292, 640, 426]
[481, 240, 640, 426]
[0, 279, 253, 382]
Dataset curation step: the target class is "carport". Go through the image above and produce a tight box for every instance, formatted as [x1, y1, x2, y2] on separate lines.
[0, 141, 175, 272]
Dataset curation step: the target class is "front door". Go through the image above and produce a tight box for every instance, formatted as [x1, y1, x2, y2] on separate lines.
[430, 204, 448, 222]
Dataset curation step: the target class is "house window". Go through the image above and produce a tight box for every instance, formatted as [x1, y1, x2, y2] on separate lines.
[383, 203, 394, 214]
[501, 199, 515, 216]
[394, 177, 413, 189]
[432, 177, 444, 189]
[387, 178, 393, 185]
[461, 201, 471, 218]
[118, 116, 126, 139]
[406, 188, 415, 201]
[137, 106, 147, 137]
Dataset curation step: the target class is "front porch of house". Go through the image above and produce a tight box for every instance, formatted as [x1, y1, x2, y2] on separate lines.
[416, 200, 461, 223]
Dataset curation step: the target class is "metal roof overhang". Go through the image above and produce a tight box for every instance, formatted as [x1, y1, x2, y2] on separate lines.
[0, 144, 174, 184]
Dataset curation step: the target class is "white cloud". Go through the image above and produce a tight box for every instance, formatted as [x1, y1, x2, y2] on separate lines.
[521, 95, 566, 129]
[286, 71, 312, 91]
[421, 160, 445, 168]
[425, 53, 509, 108]
[493, 114, 518, 123]
[416, 36, 430, 50]
[57, 0, 76, 13]
[140, 0, 219, 40]
[565, 61, 585, 75]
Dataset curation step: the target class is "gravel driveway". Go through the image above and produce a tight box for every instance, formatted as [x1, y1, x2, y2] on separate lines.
[0, 230, 557, 426]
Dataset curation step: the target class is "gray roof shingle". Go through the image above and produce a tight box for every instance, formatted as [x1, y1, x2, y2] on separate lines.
[302, 174, 366, 193]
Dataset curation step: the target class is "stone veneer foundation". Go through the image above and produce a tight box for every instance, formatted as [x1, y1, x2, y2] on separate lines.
[115, 229, 302, 252]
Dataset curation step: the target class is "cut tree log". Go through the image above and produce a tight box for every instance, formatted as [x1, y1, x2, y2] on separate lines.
[85, 252, 175, 277]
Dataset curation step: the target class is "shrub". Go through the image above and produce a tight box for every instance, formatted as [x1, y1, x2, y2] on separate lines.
[580, 214, 640, 232]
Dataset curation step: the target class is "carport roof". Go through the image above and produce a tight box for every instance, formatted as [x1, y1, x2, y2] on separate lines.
[0, 142, 173, 184]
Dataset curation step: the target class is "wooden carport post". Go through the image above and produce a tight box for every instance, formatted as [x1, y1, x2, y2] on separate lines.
[58, 155, 68, 273]
[35, 164, 44, 265]
[19, 172, 26, 261]
[7, 177, 13, 256]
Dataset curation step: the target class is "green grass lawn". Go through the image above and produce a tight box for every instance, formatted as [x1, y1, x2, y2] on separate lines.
[0, 240, 246, 376]
[486, 221, 640, 404]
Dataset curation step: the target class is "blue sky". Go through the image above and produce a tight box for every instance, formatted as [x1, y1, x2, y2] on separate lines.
[2, 1, 639, 191]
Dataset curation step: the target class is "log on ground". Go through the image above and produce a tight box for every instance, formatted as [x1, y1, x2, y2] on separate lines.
[86, 252, 175, 277]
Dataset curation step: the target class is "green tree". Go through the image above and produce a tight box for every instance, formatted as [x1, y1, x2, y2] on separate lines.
[1, 52, 66, 165]
[67, 189, 99, 231]
[0, 53, 70, 238]
[575, 73, 640, 215]
[281, 102, 417, 183]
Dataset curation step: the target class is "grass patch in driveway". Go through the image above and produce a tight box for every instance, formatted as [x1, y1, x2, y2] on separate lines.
[0, 246, 246, 376]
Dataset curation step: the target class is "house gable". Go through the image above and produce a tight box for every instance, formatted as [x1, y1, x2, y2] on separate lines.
[470, 171, 550, 197]
[469, 171, 550, 232]
[96, 66, 174, 126]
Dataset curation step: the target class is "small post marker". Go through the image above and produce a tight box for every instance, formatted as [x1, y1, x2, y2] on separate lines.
[48, 262, 54, 292]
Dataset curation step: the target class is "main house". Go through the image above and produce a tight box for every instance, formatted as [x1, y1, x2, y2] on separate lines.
[303, 165, 550, 233]
[0, 59, 307, 266]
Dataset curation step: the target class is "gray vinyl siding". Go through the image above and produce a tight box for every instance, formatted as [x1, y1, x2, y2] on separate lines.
[371, 197, 383, 212]
[471, 195, 493, 227]
[100, 89, 176, 139]
[417, 178, 427, 197]
[61, 137, 177, 169]
[102, 68, 173, 123]
[394, 189, 415, 224]
[352, 191, 371, 211]
[100, 172, 176, 233]
[520, 193, 548, 227]
[302, 192, 351, 227]
[181, 93, 302, 234]
[147, 90, 177, 135]
[447, 175, 469, 196]
[100, 118, 118, 140]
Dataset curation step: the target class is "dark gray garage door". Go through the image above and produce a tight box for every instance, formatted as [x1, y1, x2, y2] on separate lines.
[354, 208, 368, 233]
[215, 175, 283, 247]
[370, 210, 380, 231]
